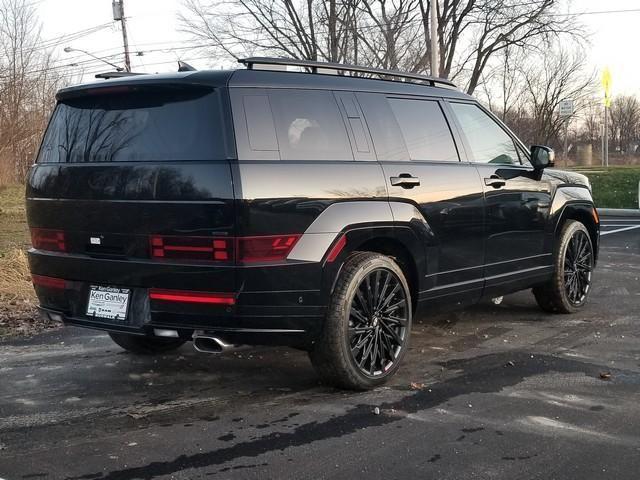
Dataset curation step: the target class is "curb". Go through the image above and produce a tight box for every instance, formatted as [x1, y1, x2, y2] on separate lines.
[599, 208, 640, 218]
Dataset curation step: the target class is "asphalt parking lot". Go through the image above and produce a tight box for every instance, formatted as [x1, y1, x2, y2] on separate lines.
[1, 215, 639, 480]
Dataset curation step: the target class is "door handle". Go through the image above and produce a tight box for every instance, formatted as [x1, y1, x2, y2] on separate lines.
[390, 174, 420, 189]
[484, 176, 506, 188]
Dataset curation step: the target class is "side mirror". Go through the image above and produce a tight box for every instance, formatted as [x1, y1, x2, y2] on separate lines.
[530, 145, 555, 170]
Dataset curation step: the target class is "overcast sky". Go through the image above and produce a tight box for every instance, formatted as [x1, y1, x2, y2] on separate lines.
[36, 0, 640, 97]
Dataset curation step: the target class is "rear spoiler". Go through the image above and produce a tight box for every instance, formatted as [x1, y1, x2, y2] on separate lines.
[95, 62, 197, 80]
[56, 63, 210, 101]
[95, 71, 146, 80]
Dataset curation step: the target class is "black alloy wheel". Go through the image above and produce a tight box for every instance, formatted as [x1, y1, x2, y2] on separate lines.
[349, 268, 409, 377]
[533, 220, 594, 314]
[310, 251, 413, 390]
[563, 229, 593, 305]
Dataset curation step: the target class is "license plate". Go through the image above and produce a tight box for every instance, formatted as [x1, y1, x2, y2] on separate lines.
[86, 286, 130, 321]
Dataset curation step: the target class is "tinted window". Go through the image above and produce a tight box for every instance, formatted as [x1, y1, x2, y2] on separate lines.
[269, 90, 353, 161]
[357, 92, 409, 161]
[388, 98, 458, 162]
[450, 102, 519, 165]
[38, 88, 226, 163]
[243, 95, 278, 151]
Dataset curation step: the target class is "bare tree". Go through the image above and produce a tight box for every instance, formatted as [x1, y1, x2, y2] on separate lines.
[609, 95, 640, 155]
[179, 0, 583, 94]
[0, 0, 67, 184]
[516, 47, 595, 148]
[578, 98, 602, 149]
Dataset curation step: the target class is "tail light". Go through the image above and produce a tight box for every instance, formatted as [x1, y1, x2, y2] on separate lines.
[32, 274, 67, 289]
[150, 236, 232, 262]
[149, 234, 300, 263]
[236, 235, 300, 263]
[31, 228, 66, 252]
[149, 288, 235, 305]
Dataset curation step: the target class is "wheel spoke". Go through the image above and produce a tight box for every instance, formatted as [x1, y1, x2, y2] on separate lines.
[380, 321, 402, 345]
[372, 270, 381, 310]
[350, 306, 368, 325]
[381, 314, 407, 326]
[376, 271, 391, 310]
[355, 287, 372, 318]
[378, 283, 400, 311]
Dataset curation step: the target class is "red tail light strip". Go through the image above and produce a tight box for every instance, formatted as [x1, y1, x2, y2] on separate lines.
[30, 228, 66, 252]
[150, 234, 301, 263]
[236, 235, 300, 263]
[150, 235, 232, 261]
[149, 288, 235, 305]
[32, 274, 67, 289]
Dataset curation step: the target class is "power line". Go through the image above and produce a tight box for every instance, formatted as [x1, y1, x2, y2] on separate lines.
[551, 8, 640, 17]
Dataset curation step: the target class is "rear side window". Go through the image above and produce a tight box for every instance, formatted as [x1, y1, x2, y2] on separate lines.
[38, 88, 226, 163]
[268, 90, 353, 161]
[388, 98, 459, 162]
[357, 92, 409, 161]
[449, 102, 519, 165]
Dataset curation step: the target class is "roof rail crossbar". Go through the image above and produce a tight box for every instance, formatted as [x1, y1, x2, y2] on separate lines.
[238, 57, 456, 88]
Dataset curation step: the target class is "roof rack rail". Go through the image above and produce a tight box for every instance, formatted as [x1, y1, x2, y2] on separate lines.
[238, 57, 456, 88]
[95, 71, 146, 80]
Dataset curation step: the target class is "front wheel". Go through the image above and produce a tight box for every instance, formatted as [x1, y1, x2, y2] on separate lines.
[310, 252, 412, 390]
[533, 220, 594, 314]
[108, 332, 186, 354]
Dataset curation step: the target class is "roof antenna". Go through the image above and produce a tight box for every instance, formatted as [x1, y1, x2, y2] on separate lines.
[178, 61, 197, 72]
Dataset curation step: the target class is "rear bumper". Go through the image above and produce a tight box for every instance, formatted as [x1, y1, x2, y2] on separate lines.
[29, 249, 326, 346]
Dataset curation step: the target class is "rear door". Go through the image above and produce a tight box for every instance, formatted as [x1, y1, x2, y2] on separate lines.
[357, 92, 485, 305]
[447, 101, 552, 292]
[27, 84, 236, 293]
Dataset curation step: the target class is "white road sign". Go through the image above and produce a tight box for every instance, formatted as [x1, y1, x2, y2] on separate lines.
[559, 99, 574, 118]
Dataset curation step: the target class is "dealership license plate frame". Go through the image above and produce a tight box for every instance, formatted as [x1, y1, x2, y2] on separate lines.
[86, 285, 131, 322]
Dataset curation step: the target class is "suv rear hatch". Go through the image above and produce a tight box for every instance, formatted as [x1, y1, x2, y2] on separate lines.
[27, 80, 237, 331]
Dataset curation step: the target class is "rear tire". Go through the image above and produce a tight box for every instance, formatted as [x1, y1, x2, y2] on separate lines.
[310, 252, 412, 390]
[533, 220, 594, 314]
[108, 332, 185, 354]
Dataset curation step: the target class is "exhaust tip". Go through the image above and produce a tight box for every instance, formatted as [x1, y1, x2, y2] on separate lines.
[192, 333, 232, 354]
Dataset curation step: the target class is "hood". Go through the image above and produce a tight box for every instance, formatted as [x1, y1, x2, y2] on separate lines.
[544, 169, 591, 190]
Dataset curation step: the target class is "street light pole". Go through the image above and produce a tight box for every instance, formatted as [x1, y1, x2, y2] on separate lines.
[430, 0, 438, 77]
[63, 46, 123, 71]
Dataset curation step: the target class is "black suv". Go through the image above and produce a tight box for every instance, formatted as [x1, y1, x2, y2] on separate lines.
[27, 57, 599, 389]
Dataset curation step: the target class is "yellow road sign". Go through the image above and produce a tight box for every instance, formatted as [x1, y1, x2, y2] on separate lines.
[602, 67, 612, 107]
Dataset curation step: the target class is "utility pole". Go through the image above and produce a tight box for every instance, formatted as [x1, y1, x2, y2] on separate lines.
[430, 0, 438, 77]
[601, 68, 612, 167]
[112, 0, 131, 72]
[603, 105, 609, 167]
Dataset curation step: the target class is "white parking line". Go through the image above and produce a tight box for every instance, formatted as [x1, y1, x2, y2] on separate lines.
[601, 225, 640, 236]
[601, 224, 639, 227]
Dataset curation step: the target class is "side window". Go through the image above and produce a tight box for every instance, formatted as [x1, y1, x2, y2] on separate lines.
[450, 102, 519, 165]
[516, 144, 530, 164]
[357, 92, 410, 161]
[230, 88, 280, 161]
[388, 98, 459, 162]
[243, 95, 278, 152]
[268, 90, 353, 161]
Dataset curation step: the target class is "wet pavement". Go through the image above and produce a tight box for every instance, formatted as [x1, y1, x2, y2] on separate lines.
[1, 216, 639, 479]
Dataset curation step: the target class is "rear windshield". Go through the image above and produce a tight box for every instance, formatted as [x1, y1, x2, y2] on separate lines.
[37, 88, 226, 163]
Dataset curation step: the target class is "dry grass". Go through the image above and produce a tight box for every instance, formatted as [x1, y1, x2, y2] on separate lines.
[0, 185, 57, 338]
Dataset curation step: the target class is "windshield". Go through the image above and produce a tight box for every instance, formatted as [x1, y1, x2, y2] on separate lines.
[37, 87, 226, 163]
